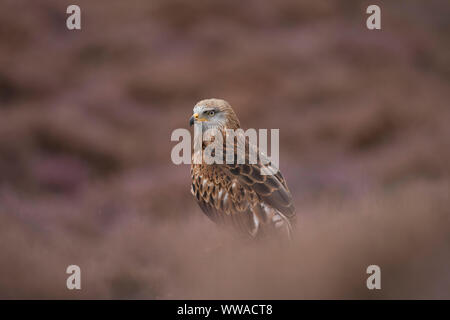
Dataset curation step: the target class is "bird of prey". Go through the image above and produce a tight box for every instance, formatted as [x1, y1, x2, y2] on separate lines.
[189, 98, 295, 239]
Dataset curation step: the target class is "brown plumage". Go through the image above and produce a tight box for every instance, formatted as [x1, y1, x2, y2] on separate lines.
[190, 98, 295, 239]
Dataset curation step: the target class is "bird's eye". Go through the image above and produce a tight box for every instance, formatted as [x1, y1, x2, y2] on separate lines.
[208, 110, 215, 116]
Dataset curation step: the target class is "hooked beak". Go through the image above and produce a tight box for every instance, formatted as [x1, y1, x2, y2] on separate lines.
[189, 113, 197, 126]
[189, 113, 207, 126]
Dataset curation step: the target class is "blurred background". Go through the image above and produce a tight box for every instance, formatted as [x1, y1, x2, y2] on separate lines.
[0, 0, 449, 299]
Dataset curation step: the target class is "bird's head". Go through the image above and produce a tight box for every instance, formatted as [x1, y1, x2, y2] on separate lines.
[190, 98, 240, 130]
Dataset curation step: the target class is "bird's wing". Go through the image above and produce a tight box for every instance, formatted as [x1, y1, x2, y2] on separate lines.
[222, 131, 295, 219]
[191, 130, 295, 237]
